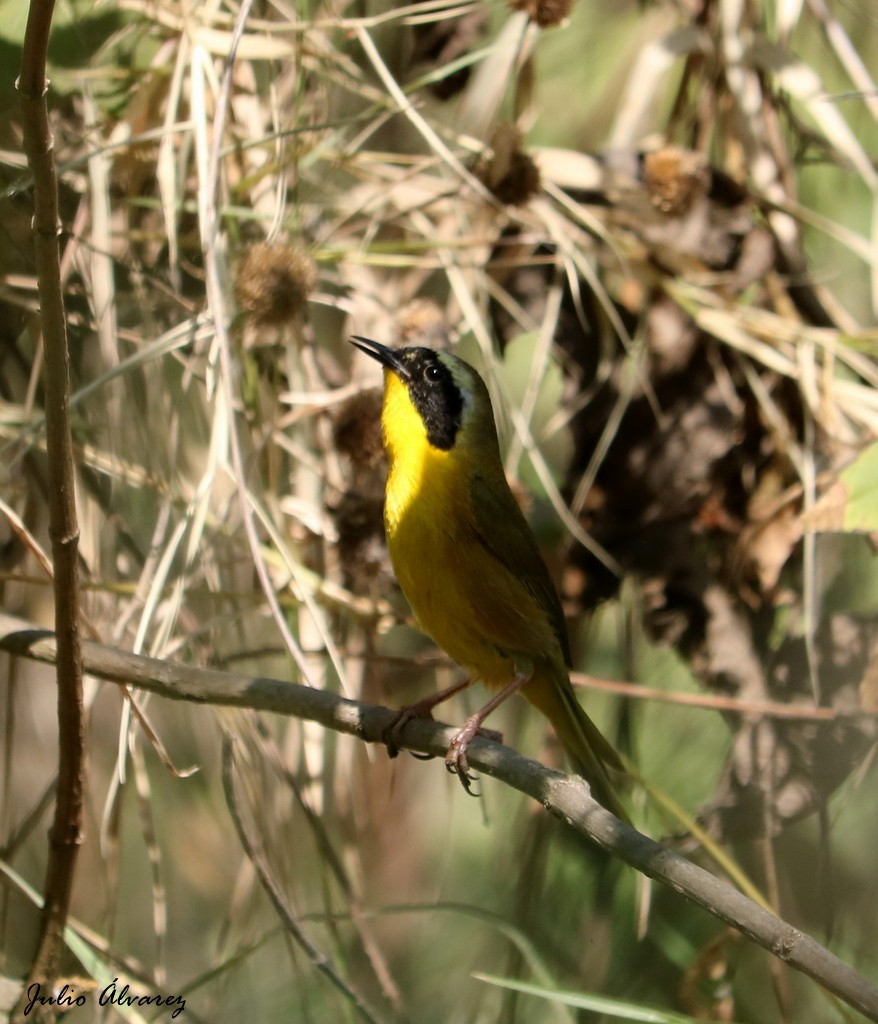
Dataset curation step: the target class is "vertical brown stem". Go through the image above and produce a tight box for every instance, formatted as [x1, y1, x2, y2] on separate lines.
[13, 0, 86, 1017]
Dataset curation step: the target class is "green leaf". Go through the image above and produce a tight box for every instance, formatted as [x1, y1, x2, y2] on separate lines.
[498, 332, 574, 495]
[473, 973, 719, 1023]
[804, 442, 878, 534]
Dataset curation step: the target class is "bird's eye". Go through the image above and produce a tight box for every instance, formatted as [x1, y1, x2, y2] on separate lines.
[424, 364, 443, 385]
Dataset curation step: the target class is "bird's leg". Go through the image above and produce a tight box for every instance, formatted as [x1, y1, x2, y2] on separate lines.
[446, 664, 533, 792]
[384, 676, 474, 759]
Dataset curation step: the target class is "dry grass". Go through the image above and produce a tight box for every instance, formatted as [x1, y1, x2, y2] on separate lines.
[1, 0, 877, 1020]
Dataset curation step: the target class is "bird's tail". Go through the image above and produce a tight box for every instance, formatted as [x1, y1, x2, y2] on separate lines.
[524, 664, 630, 823]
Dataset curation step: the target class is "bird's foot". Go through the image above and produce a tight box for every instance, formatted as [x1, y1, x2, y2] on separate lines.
[381, 679, 475, 761]
[383, 677, 476, 760]
[444, 716, 503, 796]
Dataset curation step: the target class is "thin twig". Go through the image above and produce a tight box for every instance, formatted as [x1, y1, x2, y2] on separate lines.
[1, 611, 877, 1023]
[14, 0, 86, 1018]
[573, 672, 877, 722]
[221, 735, 386, 1024]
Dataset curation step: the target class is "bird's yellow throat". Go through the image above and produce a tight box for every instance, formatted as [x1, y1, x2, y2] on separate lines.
[380, 368, 456, 535]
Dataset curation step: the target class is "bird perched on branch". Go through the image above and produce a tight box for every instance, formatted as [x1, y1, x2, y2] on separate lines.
[351, 336, 627, 819]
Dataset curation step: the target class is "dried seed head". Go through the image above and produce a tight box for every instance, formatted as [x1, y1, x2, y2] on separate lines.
[481, 124, 541, 207]
[234, 243, 317, 327]
[332, 390, 390, 592]
[641, 147, 709, 217]
[332, 489, 389, 591]
[334, 389, 386, 472]
[507, 0, 573, 28]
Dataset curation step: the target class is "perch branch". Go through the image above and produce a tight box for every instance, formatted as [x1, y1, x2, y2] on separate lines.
[1, 611, 877, 1022]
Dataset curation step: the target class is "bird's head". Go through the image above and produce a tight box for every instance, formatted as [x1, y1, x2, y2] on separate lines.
[350, 337, 498, 458]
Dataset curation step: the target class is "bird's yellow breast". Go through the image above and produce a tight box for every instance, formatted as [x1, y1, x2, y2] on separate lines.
[380, 371, 557, 686]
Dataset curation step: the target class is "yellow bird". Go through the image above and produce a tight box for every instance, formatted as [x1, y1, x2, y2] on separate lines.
[351, 336, 627, 818]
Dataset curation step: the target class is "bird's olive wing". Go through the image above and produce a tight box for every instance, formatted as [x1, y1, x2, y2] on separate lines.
[468, 471, 572, 667]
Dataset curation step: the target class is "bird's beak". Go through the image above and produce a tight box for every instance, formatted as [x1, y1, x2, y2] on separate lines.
[350, 336, 411, 380]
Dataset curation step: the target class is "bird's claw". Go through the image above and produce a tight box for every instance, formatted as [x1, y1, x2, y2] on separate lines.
[443, 723, 503, 797]
[382, 703, 437, 761]
[445, 747, 480, 796]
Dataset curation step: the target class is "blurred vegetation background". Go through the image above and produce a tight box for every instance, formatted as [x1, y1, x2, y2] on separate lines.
[1, 0, 877, 1020]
